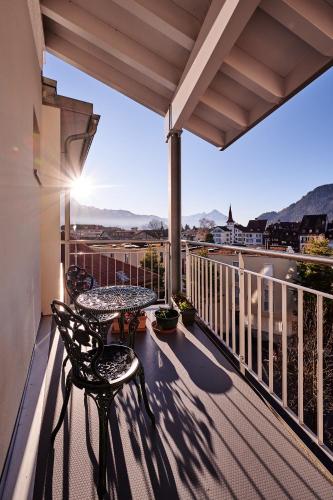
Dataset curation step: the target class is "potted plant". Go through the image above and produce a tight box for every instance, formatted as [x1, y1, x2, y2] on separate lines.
[154, 308, 179, 331]
[172, 293, 196, 326]
[112, 311, 147, 334]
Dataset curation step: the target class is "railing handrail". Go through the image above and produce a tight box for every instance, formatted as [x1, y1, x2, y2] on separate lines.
[62, 239, 170, 245]
[182, 239, 333, 266]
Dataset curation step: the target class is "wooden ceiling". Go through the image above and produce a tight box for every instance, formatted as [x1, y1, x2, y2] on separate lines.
[41, 0, 333, 148]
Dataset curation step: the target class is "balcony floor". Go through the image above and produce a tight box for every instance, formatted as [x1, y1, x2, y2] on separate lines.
[34, 307, 333, 499]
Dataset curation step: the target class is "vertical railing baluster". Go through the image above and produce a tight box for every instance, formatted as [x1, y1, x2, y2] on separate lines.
[193, 256, 196, 310]
[186, 243, 191, 300]
[83, 253, 86, 270]
[99, 253, 102, 286]
[129, 252, 132, 285]
[317, 294, 324, 445]
[298, 289, 304, 424]
[239, 253, 245, 370]
[201, 258, 205, 320]
[232, 268, 236, 353]
[214, 261, 218, 335]
[247, 273, 252, 370]
[137, 253, 139, 287]
[151, 246, 153, 291]
[143, 250, 146, 288]
[282, 283, 288, 407]
[257, 276, 262, 381]
[226, 267, 229, 347]
[199, 257, 204, 319]
[157, 251, 160, 300]
[191, 254, 194, 304]
[205, 260, 209, 324]
[219, 264, 223, 339]
[107, 255, 109, 286]
[268, 280, 274, 393]
[209, 260, 213, 328]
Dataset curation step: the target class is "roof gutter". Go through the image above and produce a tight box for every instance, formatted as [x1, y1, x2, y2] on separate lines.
[64, 113, 100, 175]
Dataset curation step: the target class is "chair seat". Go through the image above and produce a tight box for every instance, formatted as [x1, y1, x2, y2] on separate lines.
[73, 344, 140, 389]
[97, 344, 139, 384]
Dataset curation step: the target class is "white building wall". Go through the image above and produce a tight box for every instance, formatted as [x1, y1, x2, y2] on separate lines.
[0, 0, 42, 472]
[40, 105, 62, 314]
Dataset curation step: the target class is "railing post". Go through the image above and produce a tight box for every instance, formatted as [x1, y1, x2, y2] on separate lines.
[238, 251, 245, 374]
[185, 242, 191, 300]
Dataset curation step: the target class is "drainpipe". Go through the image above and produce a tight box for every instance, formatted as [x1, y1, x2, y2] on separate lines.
[64, 118, 99, 302]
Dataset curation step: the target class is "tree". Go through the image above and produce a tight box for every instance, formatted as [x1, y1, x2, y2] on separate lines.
[140, 247, 165, 291]
[205, 232, 214, 243]
[148, 219, 165, 239]
[274, 237, 333, 445]
[198, 218, 215, 241]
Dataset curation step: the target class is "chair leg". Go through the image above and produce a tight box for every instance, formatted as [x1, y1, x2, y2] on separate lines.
[133, 376, 142, 402]
[138, 368, 155, 426]
[62, 355, 69, 370]
[89, 392, 114, 499]
[51, 373, 72, 444]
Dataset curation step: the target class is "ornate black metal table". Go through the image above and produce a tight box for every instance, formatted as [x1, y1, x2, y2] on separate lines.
[76, 285, 157, 347]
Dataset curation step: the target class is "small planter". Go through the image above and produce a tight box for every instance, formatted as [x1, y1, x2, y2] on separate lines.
[154, 308, 179, 331]
[112, 312, 147, 334]
[172, 294, 196, 326]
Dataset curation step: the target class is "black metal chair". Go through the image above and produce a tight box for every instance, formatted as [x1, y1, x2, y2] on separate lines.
[51, 300, 155, 498]
[65, 265, 118, 343]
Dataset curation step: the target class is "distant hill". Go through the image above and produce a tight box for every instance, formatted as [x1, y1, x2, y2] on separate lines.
[257, 184, 333, 224]
[70, 199, 227, 228]
[182, 209, 227, 227]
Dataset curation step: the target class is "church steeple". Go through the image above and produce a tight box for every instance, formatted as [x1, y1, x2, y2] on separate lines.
[227, 204, 234, 224]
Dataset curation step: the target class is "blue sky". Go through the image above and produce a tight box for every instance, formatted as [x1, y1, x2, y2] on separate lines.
[44, 53, 333, 225]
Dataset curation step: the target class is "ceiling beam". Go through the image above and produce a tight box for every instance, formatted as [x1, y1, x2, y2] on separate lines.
[166, 0, 260, 132]
[200, 89, 248, 129]
[111, 0, 198, 51]
[41, 0, 180, 91]
[186, 115, 225, 147]
[45, 33, 169, 115]
[45, 32, 223, 147]
[261, 0, 333, 57]
[222, 46, 285, 103]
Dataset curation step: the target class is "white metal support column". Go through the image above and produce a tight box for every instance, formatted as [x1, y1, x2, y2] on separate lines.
[167, 129, 182, 297]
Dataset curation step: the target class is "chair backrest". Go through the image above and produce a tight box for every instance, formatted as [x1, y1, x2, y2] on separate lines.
[65, 265, 94, 302]
[51, 300, 106, 383]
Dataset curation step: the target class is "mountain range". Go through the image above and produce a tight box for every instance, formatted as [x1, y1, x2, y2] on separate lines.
[70, 183, 333, 229]
[257, 184, 333, 223]
[70, 199, 227, 228]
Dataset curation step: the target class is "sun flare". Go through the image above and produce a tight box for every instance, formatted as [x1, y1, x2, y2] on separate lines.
[70, 176, 92, 202]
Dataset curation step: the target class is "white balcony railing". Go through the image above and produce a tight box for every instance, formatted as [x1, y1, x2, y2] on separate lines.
[183, 240, 333, 462]
[64, 239, 170, 302]
[65, 237, 333, 462]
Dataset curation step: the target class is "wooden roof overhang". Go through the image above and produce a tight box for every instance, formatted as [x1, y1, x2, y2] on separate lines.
[40, 0, 333, 149]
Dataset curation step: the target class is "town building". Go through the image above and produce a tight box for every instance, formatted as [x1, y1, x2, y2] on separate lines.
[299, 214, 328, 251]
[212, 206, 267, 246]
[265, 221, 301, 252]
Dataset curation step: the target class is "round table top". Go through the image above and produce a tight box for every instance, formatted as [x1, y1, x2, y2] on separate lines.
[76, 285, 157, 314]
